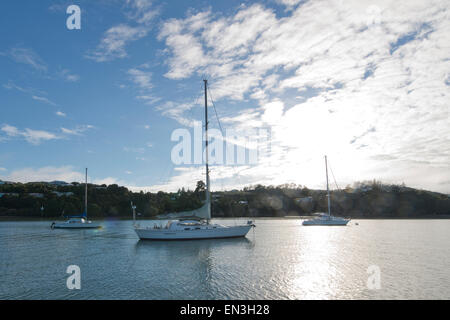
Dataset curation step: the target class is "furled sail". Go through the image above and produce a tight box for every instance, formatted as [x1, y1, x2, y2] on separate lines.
[178, 201, 211, 220]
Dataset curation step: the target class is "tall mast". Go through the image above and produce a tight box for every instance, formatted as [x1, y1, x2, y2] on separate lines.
[85, 168, 88, 216]
[325, 156, 331, 216]
[204, 79, 211, 221]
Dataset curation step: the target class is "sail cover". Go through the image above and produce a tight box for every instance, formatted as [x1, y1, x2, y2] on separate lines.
[161, 202, 211, 220]
[179, 202, 210, 220]
[64, 211, 87, 218]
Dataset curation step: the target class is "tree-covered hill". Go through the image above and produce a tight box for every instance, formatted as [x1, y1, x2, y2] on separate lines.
[0, 180, 448, 218]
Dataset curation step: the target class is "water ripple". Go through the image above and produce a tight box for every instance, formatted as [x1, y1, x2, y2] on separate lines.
[0, 219, 449, 299]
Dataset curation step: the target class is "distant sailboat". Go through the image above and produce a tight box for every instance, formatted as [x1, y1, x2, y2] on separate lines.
[51, 168, 101, 229]
[302, 156, 350, 226]
[134, 80, 255, 240]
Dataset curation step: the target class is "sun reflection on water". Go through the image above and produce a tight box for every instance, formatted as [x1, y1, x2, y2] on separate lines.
[289, 226, 346, 299]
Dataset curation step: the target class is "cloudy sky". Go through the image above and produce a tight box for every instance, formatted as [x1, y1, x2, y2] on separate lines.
[0, 0, 449, 193]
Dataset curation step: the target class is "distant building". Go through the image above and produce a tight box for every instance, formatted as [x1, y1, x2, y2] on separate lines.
[29, 193, 44, 198]
[354, 185, 373, 193]
[295, 196, 313, 203]
[0, 193, 19, 198]
[48, 181, 72, 186]
[52, 191, 74, 197]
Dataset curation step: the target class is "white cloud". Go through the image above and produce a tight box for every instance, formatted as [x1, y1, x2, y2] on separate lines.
[124, 146, 145, 153]
[1, 166, 84, 183]
[4, 81, 63, 108]
[58, 69, 80, 82]
[93, 177, 123, 185]
[155, 100, 201, 127]
[158, 4, 277, 94]
[1, 124, 60, 145]
[125, 0, 159, 25]
[261, 100, 284, 125]
[3, 81, 49, 99]
[48, 3, 68, 13]
[126, 64, 162, 105]
[1, 124, 21, 137]
[161, 32, 210, 79]
[275, 0, 303, 10]
[126, 164, 277, 193]
[155, 0, 450, 193]
[60, 125, 94, 136]
[56, 111, 66, 117]
[22, 129, 60, 145]
[128, 67, 153, 90]
[3, 81, 33, 94]
[32, 95, 57, 106]
[8, 47, 47, 71]
[86, 24, 148, 62]
[86, 1, 158, 62]
[129, 166, 204, 192]
[5, 49, 78, 83]
[0, 124, 94, 145]
[0, 166, 126, 186]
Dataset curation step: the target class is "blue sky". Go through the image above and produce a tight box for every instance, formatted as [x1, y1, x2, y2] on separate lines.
[0, 0, 449, 193]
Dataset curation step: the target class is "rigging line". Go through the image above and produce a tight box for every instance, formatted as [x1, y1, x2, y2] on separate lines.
[156, 160, 173, 192]
[207, 85, 224, 136]
[329, 162, 341, 191]
[205, 81, 256, 228]
[205, 85, 237, 174]
[206, 84, 245, 224]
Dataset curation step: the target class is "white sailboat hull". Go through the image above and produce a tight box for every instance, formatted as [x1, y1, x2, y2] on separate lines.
[51, 169, 101, 229]
[302, 216, 350, 226]
[135, 224, 252, 240]
[53, 224, 101, 229]
[301, 156, 350, 226]
[52, 220, 101, 229]
[131, 81, 255, 239]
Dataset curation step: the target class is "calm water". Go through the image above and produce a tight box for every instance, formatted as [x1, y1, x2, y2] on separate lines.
[0, 219, 449, 299]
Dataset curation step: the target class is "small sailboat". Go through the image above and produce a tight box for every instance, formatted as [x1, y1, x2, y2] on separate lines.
[51, 168, 101, 229]
[134, 80, 255, 240]
[302, 156, 350, 226]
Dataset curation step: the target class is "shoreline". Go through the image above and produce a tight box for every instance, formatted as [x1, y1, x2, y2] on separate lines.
[1, 215, 449, 222]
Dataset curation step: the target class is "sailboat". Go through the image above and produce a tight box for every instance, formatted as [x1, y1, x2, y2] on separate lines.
[134, 80, 255, 240]
[51, 168, 101, 229]
[302, 156, 350, 226]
